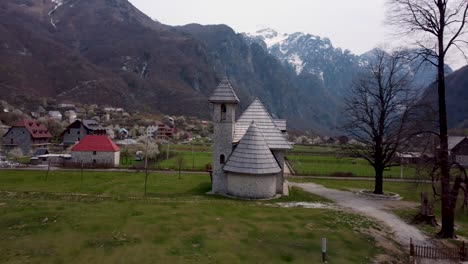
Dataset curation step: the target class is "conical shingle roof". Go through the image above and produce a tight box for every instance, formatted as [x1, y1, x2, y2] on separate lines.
[224, 122, 281, 175]
[233, 99, 292, 150]
[208, 77, 240, 103]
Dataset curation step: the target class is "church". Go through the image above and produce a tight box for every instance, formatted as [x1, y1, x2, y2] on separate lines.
[209, 78, 293, 199]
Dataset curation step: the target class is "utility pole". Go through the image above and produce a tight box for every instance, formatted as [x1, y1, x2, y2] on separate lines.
[191, 140, 194, 169]
[45, 159, 51, 181]
[144, 133, 149, 196]
[400, 157, 403, 179]
[80, 161, 84, 189]
[166, 140, 170, 160]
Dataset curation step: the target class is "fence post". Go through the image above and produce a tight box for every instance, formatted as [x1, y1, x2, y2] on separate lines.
[322, 237, 327, 262]
[45, 159, 51, 181]
[460, 241, 466, 261]
[410, 238, 414, 257]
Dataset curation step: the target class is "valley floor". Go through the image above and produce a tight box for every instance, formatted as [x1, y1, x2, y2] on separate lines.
[0, 170, 390, 263]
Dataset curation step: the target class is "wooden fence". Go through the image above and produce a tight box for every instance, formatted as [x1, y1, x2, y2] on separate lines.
[410, 238, 466, 261]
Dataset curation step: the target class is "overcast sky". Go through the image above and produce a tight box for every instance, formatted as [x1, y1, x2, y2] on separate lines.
[129, 0, 466, 69]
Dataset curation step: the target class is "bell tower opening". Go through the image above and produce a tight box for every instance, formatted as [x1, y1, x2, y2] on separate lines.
[220, 104, 227, 121]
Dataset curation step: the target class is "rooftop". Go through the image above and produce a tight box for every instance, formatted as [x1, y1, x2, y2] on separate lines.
[71, 135, 119, 152]
[10, 119, 52, 139]
[233, 99, 292, 150]
[208, 78, 240, 103]
[224, 122, 281, 175]
[448, 136, 467, 150]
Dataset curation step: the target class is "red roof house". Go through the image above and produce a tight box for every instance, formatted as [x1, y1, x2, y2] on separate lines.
[71, 135, 119, 152]
[71, 135, 120, 166]
[2, 119, 52, 155]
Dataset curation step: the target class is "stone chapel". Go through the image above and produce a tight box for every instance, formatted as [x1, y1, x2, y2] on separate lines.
[209, 78, 292, 199]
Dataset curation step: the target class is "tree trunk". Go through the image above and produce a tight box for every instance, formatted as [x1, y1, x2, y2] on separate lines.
[437, 1, 454, 238]
[374, 166, 384, 195]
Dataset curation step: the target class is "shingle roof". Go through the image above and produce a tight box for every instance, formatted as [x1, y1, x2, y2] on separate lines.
[233, 99, 292, 150]
[274, 119, 287, 132]
[224, 122, 281, 175]
[448, 136, 467, 150]
[83, 120, 105, 131]
[10, 119, 52, 139]
[208, 78, 240, 103]
[71, 135, 119, 152]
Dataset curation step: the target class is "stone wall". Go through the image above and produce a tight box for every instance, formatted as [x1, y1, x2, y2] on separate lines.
[272, 150, 285, 194]
[2, 127, 32, 155]
[63, 126, 88, 145]
[71, 151, 120, 167]
[212, 102, 237, 194]
[227, 172, 277, 199]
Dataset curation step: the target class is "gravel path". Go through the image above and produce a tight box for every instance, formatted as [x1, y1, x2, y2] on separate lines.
[290, 182, 431, 247]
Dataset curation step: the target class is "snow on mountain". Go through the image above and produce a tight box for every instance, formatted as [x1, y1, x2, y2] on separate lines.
[246, 28, 288, 48]
[244, 28, 360, 95]
[48, 0, 65, 28]
[244, 28, 452, 100]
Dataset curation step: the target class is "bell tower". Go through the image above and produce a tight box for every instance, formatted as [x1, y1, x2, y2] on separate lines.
[209, 77, 239, 194]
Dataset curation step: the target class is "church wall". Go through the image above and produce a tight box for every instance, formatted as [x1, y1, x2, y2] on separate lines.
[212, 103, 236, 194]
[272, 150, 285, 194]
[227, 172, 277, 199]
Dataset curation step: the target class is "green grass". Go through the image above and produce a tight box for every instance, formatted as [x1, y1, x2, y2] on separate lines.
[288, 145, 340, 154]
[0, 170, 211, 198]
[156, 151, 212, 171]
[287, 155, 416, 178]
[0, 170, 383, 263]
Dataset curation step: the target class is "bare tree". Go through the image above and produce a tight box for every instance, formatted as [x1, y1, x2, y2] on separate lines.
[388, 0, 468, 238]
[343, 49, 416, 195]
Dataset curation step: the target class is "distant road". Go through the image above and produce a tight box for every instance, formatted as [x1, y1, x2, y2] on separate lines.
[0, 167, 433, 183]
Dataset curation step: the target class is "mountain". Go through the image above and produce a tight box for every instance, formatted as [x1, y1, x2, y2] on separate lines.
[422, 65, 468, 128]
[0, 1, 461, 133]
[176, 24, 338, 132]
[244, 28, 361, 97]
[0, 0, 218, 117]
[0, 0, 337, 132]
[244, 28, 452, 98]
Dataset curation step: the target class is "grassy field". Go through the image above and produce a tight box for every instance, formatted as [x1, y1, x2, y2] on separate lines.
[287, 155, 416, 178]
[0, 170, 385, 263]
[291, 178, 468, 238]
[156, 151, 212, 171]
[287, 145, 340, 154]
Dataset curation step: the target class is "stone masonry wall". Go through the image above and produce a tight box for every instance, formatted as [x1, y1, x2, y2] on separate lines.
[212, 103, 236, 194]
[2, 127, 32, 155]
[272, 150, 285, 194]
[71, 151, 120, 167]
[227, 172, 277, 199]
[63, 126, 88, 145]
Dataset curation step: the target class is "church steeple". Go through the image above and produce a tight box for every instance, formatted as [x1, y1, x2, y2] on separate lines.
[209, 77, 239, 194]
[208, 77, 240, 104]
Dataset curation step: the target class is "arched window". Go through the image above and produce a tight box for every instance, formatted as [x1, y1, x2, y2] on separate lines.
[220, 104, 227, 121]
[220, 154, 225, 164]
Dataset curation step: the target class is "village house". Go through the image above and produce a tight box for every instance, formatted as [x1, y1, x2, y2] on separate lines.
[48, 111, 62, 121]
[63, 110, 77, 122]
[147, 121, 175, 140]
[449, 136, 468, 166]
[209, 78, 293, 199]
[2, 119, 52, 155]
[61, 119, 107, 146]
[71, 135, 120, 167]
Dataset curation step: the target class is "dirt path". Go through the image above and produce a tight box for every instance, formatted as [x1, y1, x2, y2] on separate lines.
[290, 182, 431, 247]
